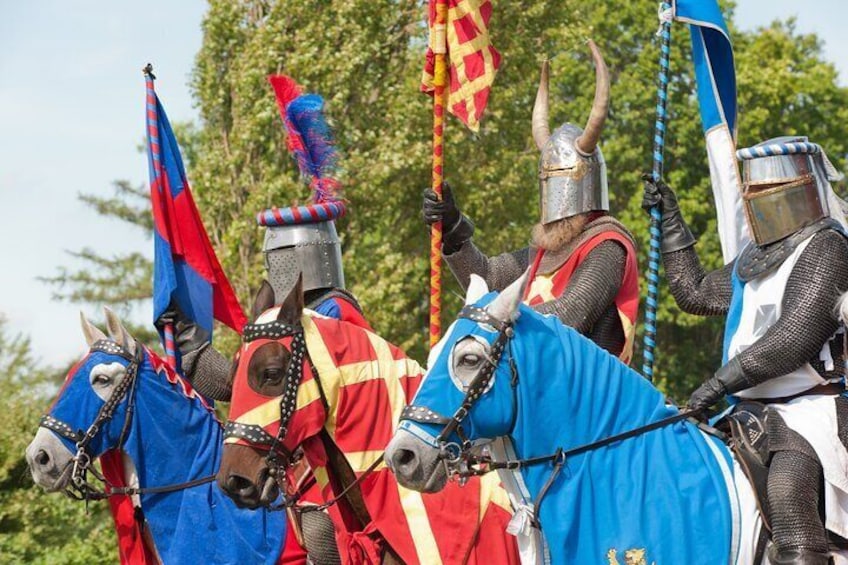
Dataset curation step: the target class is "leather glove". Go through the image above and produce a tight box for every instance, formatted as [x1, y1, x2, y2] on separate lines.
[422, 182, 461, 231]
[687, 378, 726, 412]
[155, 302, 210, 356]
[687, 357, 748, 411]
[641, 174, 696, 253]
[422, 183, 474, 255]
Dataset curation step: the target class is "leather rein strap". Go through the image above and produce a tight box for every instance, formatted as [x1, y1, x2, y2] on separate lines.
[40, 341, 215, 502]
[398, 305, 706, 526]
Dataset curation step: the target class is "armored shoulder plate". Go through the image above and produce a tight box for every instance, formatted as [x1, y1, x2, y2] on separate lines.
[736, 218, 840, 282]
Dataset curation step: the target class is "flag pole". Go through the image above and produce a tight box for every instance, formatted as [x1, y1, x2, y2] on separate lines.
[428, 0, 448, 349]
[641, 2, 672, 381]
[143, 63, 178, 369]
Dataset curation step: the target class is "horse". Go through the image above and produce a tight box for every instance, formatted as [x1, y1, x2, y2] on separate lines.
[217, 277, 521, 564]
[385, 273, 848, 564]
[26, 309, 294, 564]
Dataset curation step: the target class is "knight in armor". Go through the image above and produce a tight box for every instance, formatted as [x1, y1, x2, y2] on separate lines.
[158, 205, 369, 402]
[156, 73, 371, 402]
[423, 40, 640, 362]
[644, 137, 848, 564]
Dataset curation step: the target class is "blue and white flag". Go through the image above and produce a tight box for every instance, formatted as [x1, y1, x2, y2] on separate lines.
[675, 0, 747, 261]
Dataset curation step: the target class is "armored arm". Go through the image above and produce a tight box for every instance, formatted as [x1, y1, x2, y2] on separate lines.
[664, 250, 735, 316]
[642, 175, 734, 315]
[156, 305, 234, 401]
[423, 183, 530, 292]
[534, 240, 626, 332]
[181, 345, 234, 402]
[445, 242, 531, 292]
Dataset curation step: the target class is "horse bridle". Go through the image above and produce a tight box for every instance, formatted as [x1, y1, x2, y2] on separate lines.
[399, 305, 517, 471]
[399, 304, 705, 526]
[223, 319, 387, 516]
[39, 340, 215, 503]
[223, 320, 310, 506]
[40, 340, 143, 502]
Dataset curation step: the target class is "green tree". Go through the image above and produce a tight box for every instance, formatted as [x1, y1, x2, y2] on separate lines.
[188, 1, 848, 400]
[0, 317, 116, 563]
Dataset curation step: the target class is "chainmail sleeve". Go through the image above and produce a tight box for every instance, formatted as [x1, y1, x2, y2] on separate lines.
[181, 344, 234, 401]
[444, 240, 531, 292]
[735, 230, 848, 386]
[663, 247, 735, 316]
[534, 241, 626, 333]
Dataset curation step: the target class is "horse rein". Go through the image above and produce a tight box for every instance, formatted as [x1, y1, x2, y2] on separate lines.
[39, 340, 215, 504]
[399, 305, 706, 524]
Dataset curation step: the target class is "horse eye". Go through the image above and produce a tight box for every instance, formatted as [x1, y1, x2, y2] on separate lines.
[92, 374, 111, 386]
[263, 368, 283, 385]
[460, 354, 481, 367]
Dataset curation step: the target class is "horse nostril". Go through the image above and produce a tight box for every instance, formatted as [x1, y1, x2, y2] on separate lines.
[35, 450, 50, 467]
[226, 474, 256, 495]
[392, 448, 417, 469]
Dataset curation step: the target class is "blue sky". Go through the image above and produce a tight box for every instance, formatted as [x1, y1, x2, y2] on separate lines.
[1, 0, 846, 366]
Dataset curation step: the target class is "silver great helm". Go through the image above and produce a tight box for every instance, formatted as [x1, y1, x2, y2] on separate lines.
[737, 137, 840, 246]
[532, 40, 610, 225]
[257, 203, 346, 301]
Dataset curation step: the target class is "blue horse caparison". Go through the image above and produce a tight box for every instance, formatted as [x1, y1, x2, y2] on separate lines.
[38, 336, 287, 564]
[397, 288, 751, 564]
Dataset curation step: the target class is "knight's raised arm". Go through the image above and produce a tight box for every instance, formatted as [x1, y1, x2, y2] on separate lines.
[423, 182, 530, 292]
[642, 175, 734, 316]
[155, 305, 234, 401]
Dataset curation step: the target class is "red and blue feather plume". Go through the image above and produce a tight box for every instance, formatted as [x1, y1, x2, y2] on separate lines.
[259, 75, 345, 227]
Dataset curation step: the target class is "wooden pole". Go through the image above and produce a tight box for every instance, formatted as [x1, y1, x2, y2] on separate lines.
[429, 0, 448, 349]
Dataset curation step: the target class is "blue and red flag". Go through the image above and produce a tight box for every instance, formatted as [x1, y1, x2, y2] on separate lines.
[144, 68, 247, 366]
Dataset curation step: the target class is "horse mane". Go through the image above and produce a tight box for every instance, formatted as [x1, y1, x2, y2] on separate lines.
[142, 346, 219, 418]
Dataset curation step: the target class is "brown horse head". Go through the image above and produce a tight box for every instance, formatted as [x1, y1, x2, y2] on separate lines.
[217, 276, 324, 509]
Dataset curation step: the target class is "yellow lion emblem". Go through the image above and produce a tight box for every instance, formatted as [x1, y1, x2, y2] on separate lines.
[606, 548, 655, 565]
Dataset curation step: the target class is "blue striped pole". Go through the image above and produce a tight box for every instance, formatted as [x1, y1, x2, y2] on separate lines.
[642, 3, 672, 381]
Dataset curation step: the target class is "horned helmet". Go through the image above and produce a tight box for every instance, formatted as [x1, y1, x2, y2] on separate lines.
[532, 40, 610, 225]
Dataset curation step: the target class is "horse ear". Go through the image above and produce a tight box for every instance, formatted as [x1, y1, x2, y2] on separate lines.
[486, 270, 530, 323]
[277, 274, 304, 326]
[103, 307, 137, 356]
[80, 312, 107, 346]
[465, 274, 490, 305]
[252, 280, 277, 321]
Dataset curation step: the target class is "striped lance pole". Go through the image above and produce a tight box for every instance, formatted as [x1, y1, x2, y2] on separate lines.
[429, 0, 448, 349]
[642, 2, 673, 381]
[144, 64, 178, 369]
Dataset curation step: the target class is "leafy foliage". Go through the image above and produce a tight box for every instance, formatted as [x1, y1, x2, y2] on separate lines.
[189, 1, 848, 399]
